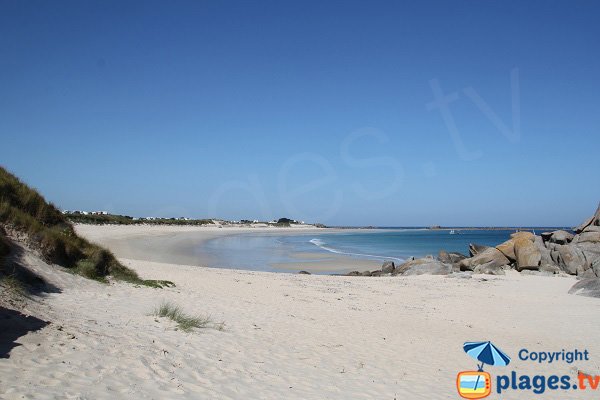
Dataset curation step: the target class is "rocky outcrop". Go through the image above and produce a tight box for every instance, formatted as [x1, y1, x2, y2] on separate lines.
[458, 247, 510, 271]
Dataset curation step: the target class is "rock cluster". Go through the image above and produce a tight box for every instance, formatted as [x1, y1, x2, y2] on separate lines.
[342, 203, 600, 298]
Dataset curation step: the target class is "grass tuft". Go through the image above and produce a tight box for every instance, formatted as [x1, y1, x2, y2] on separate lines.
[153, 301, 214, 332]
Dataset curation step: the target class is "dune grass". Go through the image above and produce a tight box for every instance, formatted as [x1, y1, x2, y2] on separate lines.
[154, 301, 218, 332]
[0, 166, 173, 288]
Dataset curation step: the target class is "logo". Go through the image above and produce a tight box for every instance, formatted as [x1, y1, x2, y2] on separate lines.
[456, 341, 511, 399]
[457, 371, 492, 399]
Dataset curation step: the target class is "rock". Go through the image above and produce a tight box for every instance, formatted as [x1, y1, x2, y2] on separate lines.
[568, 278, 600, 298]
[469, 243, 490, 257]
[580, 268, 597, 279]
[360, 271, 372, 277]
[394, 258, 452, 276]
[345, 271, 361, 276]
[403, 262, 452, 276]
[381, 261, 395, 274]
[514, 237, 541, 271]
[446, 272, 473, 279]
[511, 231, 535, 242]
[539, 264, 561, 274]
[583, 225, 600, 233]
[473, 261, 506, 275]
[542, 230, 574, 245]
[458, 247, 510, 271]
[573, 203, 600, 233]
[298, 270, 311, 275]
[535, 236, 554, 267]
[553, 244, 587, 275]
[370, 270, 383, 277]
[495, 240, 516, 261]
[520, 270, 555, 277]
[574, 216, 595, 234]
[438, 250, 467, 264]
[573, 231, 600, 244]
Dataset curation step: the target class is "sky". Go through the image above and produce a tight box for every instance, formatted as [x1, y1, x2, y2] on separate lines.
[1, 0, 599, 226]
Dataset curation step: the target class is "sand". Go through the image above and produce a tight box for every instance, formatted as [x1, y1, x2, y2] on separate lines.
[74, 224, 383, 272]
[1, 225, 599, 399]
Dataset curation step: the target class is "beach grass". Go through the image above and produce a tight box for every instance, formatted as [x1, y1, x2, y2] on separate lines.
[154, 301, 214, 332]
[0, 166, 173, 288]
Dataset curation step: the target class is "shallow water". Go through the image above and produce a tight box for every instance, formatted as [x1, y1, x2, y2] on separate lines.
[197, 228, 559, 273]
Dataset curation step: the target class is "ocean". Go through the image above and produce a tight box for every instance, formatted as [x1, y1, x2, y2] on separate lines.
[196, 228, 560, 273]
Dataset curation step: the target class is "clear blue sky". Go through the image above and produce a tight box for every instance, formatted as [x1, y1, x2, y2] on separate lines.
[1, 1, 598, 226]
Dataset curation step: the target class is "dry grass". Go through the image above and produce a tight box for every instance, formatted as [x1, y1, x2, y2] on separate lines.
[153, 301, 223, 332]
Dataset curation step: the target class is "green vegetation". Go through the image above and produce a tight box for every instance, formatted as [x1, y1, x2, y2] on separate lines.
[65, 213, 213, 226]
[0, 166, 173, 288]
[153, 301, 214, 332]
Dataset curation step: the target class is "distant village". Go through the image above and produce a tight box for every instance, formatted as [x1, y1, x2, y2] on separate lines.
[62, 210, 309, 226]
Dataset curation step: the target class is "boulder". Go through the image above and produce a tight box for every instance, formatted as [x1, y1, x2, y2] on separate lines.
[541, 230, 574, 245]
[394, 258, 452, 276]
[552, 244, 587, 275]
[539, 264, 561, 274]
[511, 231, 535, 242]
[469, 243, 490, 257]
[473, 261, 506, 275]
[514, 237, 541, 271]
[574, 215, 595, 234]
[360, 270, 373, 277]
[568, 278, 600, 298]
[298, 270, 311, 275]
[495, 239, 516, 261]
[573, 203, 600, 233]
[370, 270, 383, 277]
[438, 250, 467, 264]
[458, 247, 510, 271]
[381, 261, 395, 274]
[345, 271, 361, 276]
[402, 261, 452, 276]
[446, 272, 473, 279]
[534, 236, 554, 267]
[573, 231, 600, 244]
[574, 242, 600, 270]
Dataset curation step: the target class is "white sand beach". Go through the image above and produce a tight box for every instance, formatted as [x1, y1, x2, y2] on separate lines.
[1, 225, 599, 399]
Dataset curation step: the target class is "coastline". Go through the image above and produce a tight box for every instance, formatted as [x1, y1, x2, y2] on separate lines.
[74, 224, 383, 273]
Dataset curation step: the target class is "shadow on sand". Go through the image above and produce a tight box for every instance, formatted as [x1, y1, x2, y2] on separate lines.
[0, 306, 49, 358]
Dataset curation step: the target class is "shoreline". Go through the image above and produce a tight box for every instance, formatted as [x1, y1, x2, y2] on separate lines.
[74, 224, 383, 274]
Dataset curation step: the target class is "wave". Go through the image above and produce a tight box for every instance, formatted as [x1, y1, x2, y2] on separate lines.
[309, 238, 403, 262]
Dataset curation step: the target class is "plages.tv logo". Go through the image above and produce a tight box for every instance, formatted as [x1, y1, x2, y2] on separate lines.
[457, 341, 511, 399]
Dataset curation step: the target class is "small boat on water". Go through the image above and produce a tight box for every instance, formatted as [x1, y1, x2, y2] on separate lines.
[449, 229, 456, 235]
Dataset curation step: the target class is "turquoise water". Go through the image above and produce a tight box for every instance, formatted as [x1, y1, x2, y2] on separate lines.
[197, 228, 552, 273]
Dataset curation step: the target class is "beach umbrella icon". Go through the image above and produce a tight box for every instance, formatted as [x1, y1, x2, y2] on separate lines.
[463, 341, 511, 371]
